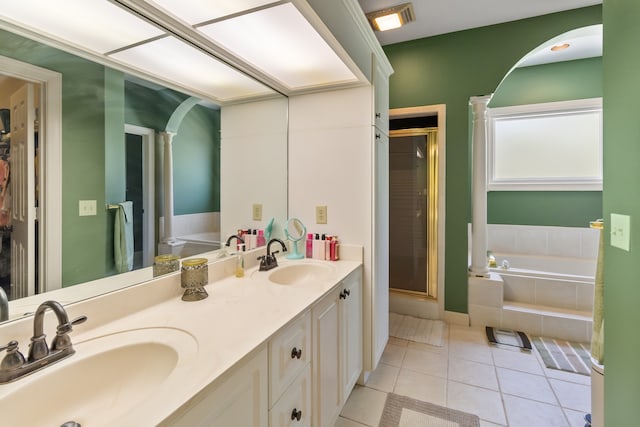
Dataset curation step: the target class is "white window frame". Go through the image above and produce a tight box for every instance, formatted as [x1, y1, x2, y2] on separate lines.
[487, 98, 603, 191]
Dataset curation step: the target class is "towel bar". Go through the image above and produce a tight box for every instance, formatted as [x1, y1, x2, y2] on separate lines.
[106, 204, 121, 210]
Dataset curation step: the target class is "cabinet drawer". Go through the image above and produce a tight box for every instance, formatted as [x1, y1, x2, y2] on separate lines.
[269, 364, 312, 427]
[269, 311, 311, 406]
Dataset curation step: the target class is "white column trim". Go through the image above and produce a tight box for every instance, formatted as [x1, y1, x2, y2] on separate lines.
[469, 95, 492, 277]
[160, 131, 176, 245]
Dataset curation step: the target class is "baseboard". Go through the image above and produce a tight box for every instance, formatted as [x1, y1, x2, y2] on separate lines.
[444, 310, 470, 326]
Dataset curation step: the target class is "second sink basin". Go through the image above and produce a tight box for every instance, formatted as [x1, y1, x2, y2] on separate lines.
[268, 262, 334, 285]
[1, 327, 198, 426]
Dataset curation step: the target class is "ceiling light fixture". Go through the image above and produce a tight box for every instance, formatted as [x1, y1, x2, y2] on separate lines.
[365, 3, 415, 32]
[551, 43, 570, 52]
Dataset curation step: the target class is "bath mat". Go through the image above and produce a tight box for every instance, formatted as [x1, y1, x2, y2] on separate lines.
[380, 393, 481, 427]
[389, 313, 445, 347]
[532, 336, 591, 376]
[485, 326, 532, 351]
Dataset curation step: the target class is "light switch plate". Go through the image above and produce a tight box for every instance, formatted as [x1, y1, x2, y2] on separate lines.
[79, 200, 97, 216]
[611, 213, 631, 251]
[252, 203, 262, 221]
[316, 205, 327, 224]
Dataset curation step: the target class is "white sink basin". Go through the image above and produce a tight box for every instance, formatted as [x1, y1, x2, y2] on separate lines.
[1, 327, 198, 426]
[267, 263, 334, 285]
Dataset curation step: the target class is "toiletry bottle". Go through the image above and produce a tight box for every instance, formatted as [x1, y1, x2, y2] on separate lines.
[235, 244, 245, 278]
[313, 233, 324, 259]
[257, 229, 266, 247]
[249, 229, 257, 250]
[306, 233, 313, 258]
[325, 235, 332, 260]
[245, 229, 253, 250]
[330, 235, 339, 261]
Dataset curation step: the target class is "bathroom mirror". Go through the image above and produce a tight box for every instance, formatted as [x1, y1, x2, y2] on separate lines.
[0, 24, 288, 322]
[284, 218, 306, 260]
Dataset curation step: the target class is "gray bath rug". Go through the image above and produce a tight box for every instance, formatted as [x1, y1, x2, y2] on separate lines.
[532, 336, 591, 376]
[389, 313, 445, 347]
[379, 393, 481, 427]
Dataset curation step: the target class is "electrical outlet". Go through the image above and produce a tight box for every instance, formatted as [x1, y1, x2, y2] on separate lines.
[316, 205, 327, 224]
[611, 213, 631, 251]
[252, 203, 263, 221]
[79, 200, 97, 216]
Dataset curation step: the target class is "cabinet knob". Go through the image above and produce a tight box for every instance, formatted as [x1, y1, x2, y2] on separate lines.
[375, 133, 381, 139]
[291, 347, 302, 359]
[344, 289, 351, 296]
[376, 112, 381, 118]
[291, 408, 302, 421]
[339, 291, 346, 299]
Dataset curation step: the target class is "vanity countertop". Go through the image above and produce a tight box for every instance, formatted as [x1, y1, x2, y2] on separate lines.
[0, 249, 363, 426]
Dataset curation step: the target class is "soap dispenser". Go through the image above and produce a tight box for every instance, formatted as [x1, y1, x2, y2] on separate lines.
[235, 244, 245, 278]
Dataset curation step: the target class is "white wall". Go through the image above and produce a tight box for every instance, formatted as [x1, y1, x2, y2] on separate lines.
[220, 97, 289, 242]
[289, 85, 386, 371]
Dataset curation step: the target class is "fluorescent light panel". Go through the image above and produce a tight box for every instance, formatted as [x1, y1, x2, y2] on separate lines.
[109, 36, 274, 101]
[0, 0, 163, 54]
[198, 3, 357, 90]
[366, 3, 415, 32]
[144, 0, 277, 25]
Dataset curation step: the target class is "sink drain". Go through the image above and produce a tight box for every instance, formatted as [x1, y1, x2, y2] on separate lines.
[61, 422, 81, 427]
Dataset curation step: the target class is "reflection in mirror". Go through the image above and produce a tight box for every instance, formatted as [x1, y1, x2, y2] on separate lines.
[0, 26, 288, 323]
[284, 218, 306, 260]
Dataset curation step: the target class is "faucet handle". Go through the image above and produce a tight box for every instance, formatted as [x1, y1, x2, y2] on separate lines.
[52, 315, 87, 351]
[0, 340, 26, 370]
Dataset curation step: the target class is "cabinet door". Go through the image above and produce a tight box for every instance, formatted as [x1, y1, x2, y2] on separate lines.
[269, 364, 312, 427]
[312, 287, 341, 427]
[341, 267, 363, 402]
[373, 57, 389, 134]
[169, 346, 268, 427]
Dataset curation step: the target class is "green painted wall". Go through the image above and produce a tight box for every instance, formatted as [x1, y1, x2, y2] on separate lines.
[384, 6, 602, 313]
[603, 0, 640, 423]
[487, 57, 603, 226]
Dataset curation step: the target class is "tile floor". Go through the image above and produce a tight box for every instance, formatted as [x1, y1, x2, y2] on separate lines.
[337, 322, 591, 427]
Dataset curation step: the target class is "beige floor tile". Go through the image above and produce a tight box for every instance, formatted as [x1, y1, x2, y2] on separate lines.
[479, 420, 506, 427]
[394, 368, 447, 406]
[402, 347, 449, 378]
[334, 416, 368, 427]
[503, 394, 569, 427]
[491, 346, 544, 375]
[447, 381, 506, 425]
[448, 357, 499, 390]
[387, 336, 409, 347]
[449, 324, 488, 344]
[380, 342, 407, 367]
[364, 363, 399, 393]
[407, 339, 449, 357]
[497, 367, 558, 404]
[339, 386, 387, 427]
[549, 378, 591, 413]
[449, 340, 494, 365]
[563, 408, 590, 427]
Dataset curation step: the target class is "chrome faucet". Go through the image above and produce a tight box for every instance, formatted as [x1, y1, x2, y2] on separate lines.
[0, 286, 8, 322]
[0, 300, 86, 383]
[258, 238, 288, 271]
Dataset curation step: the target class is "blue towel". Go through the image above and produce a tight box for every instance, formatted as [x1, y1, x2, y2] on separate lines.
[114, 201, 134, 273]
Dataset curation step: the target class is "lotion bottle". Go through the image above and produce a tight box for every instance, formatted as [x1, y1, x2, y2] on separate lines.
[235, 244, 245, 278]
[306, 233, 313, 258]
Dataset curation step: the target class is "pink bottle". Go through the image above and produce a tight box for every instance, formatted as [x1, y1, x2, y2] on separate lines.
[306, 233, 313, 258]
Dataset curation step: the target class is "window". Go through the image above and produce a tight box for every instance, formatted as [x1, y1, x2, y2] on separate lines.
[487, 98, 602, 191]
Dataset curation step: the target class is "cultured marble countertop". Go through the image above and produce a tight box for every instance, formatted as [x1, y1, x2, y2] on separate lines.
[0, 248, 362, 426]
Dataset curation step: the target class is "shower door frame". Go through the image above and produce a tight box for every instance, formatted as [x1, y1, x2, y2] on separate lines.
[388, 105, 446, 318]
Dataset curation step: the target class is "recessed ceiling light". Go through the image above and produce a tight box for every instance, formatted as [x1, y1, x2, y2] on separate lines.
[551, 43, 570, 52]
[366, 3, 415, 32]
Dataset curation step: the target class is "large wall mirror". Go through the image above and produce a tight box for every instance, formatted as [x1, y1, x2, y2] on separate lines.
[0, 25, 288, 322]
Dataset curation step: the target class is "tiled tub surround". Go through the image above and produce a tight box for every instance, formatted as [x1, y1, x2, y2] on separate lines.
[0, 245, 363, 425]
[469, 225, 599, 342]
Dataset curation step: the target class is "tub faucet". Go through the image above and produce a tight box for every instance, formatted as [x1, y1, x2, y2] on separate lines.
[0, 300, 86, 383]
[225, 234, 245, 249]
[258, 238, 288, 271]
[0, 286, 8, 322]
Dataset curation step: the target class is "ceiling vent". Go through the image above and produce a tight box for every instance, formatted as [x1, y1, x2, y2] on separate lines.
[366, 3, 415, 32]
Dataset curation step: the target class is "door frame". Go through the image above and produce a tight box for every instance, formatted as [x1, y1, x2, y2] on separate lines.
[0, 55, 62, 292]
[388, 104, 446, 319]
[124, 124, 155, 267]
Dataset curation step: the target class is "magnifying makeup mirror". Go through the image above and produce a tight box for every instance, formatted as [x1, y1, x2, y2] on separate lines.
[284, 218, 306, 259]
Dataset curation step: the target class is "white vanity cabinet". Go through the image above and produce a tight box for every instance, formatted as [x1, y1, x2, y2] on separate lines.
[313, 267, 364, 427]
[340, 267, 363, 401]
[269, 312, 312, 427]
[167, 346, 269, 427]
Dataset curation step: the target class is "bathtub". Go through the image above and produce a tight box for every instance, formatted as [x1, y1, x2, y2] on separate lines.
[490, 252, 595, 313]
[178, 232, 221, 257]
